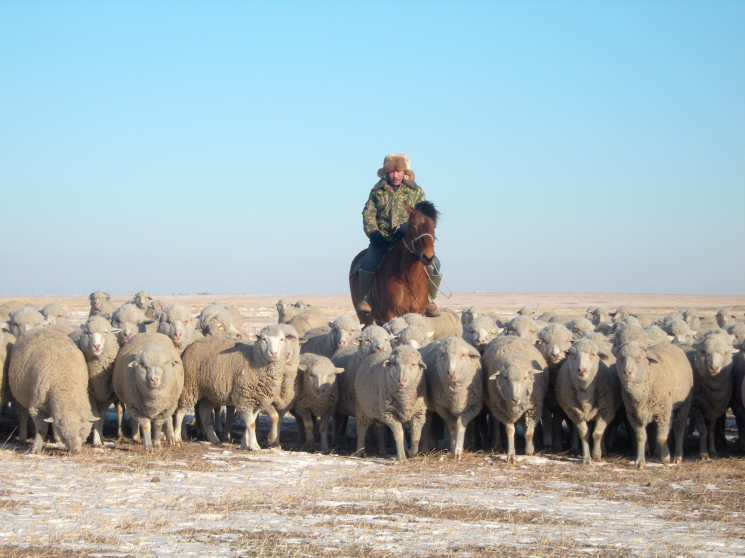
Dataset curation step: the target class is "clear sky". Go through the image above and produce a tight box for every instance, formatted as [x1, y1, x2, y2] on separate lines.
[1, 1, 743, 297]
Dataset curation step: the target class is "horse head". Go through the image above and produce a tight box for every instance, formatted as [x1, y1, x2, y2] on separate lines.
[404, 201, 439, 267]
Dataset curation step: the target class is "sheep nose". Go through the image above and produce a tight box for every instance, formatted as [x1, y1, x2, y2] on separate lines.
[376, 346, 385, 352]
[399, 379, 407, 387]
[448, 370, 457, 380]
[149, 378, 160, 387]
[512, 397, 520, 405]
[270, 351, 278, 359]
[339, 341, 346, 347]
[93, 344, 101, 352]
[235, 333, 243, 340]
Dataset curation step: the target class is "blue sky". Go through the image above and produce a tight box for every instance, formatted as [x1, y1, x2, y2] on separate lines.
[1, 1, 743, 296]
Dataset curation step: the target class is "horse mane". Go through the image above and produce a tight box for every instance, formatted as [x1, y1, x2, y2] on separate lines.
[415, 201, 439, 225]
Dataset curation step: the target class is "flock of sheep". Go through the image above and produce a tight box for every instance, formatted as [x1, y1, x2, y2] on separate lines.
[1, 292, 744, 469]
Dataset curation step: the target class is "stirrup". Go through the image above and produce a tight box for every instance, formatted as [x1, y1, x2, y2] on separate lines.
[425, 301, 441, 318]
[357, 299, 372, 315]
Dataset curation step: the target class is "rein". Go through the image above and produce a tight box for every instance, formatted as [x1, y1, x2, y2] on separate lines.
[402, 232, 436, 256]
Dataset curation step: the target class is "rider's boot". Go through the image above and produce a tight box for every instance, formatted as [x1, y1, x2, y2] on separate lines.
[357, 271, 375, 315]
[425, 274, 442, 318]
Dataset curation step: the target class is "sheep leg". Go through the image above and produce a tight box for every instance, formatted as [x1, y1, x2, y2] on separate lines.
[92, 401, 109, 447]
[387, 420, 406, 462]
[592, 417, 609, 461]
[706, 418, 718, 458]
[30, 415, 48, 454]
[524, 415, 538, 456]
[505, 422, 516, 464]
[140, 419, 153, 451]
[221, 406, 235, 443]
[17, 403, 30, 445]
[320, 413, 331, 454]
[51, 424, 61, 443]
[239, 408, 261, 451]
[298, 409, 316, 450]
[407, 410, 426, 458]
[575, 420, 591, 464]
[115, 401, 125, 438]
[164, 417, 176, 445]
[671, 407, 688, 464]
[131, 416, 141, 442]
[198, 401, 221, 445]
[213, 406, 225, 437]
[152, 420, 164, 448]
[452, 416, 468, 458]
[355, 415, 371, 457]
[693, 412, 709, 460]
[629, 418, 647, 468]
[265, 405, 282, 447]
[655, 415, 672, 464]
[173, 408, 188, 443]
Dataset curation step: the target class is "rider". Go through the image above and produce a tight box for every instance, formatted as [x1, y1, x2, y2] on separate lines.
[356, 154, 442, 318]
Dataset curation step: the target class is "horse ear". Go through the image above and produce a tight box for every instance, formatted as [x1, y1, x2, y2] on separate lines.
[405, 203, 414, 215]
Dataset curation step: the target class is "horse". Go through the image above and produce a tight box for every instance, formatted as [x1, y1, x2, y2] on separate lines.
[350, 201, 439, 327]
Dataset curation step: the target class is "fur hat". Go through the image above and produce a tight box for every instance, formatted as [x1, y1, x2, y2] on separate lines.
[377, 154, 415, 183]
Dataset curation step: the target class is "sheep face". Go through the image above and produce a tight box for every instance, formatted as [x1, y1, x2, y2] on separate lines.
[611, 306, 631, 323]
[383, 346, 426, 389]
[535, 325, 573, 366]
[157, 305, 194, 350]
[716, 309, 735, 328]
[566, 339, 609, 388]
[728, 324, 745, 349]
[8, 307, 45, 337]
[133, 291, 153, 310]
[392, 325, 431, 350]
[41, 303, 69, 326]
[200, 311, 242, 341]
[111, 305, 149, 346]
[89, 291, 110, 313]
[461, 306, 481, 327]
[128, 344, 181, 389]
[80, 316, 117, 357]
[504, 316, 539, 341]
[462, 317, 499, 354]
[591, 307, 611, 326]
[488, 354, 537, 411]
[615, 341, 655, 385]
[329, 317, 358, 350]
[354, 326, 391, 359]
[432, 338, 480, 384]
[668, 320, 694, 344]
[383, 317, 407, 335]
[45, 413, 96, 453]
[694, 335, 734, 377]
[300, 360, 343, 397]
[252, 326, 292, 363]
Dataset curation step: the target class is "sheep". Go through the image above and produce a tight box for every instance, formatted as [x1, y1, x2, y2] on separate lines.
[354, 345, 428, 461]
[75, 316, 122, 445]
[663, 319, 696, 345]
[589, 307, 612, 327]
[501, 315, 545, 343]
[263, 324, 306, 448]
[687, 333, 737, 459]
[534, 324, 575, 451]
[292, 353, 344, 454]
[716, 308, 737, 329]
[111, 303, 155, 346]
[482, 336, 550, 463]
[40, 303, 70, 325]
[548, 314, 578, 324]
[538, 312, 557, 323]
[145, 299, 168, 320]
[196, 308, 243, 341]
[0, 300, 27, 321]
[89, 291, 115, 319]
[7, 307, 45, 337]
[276, 299, 309, 323]
[461, 306, 482, 327]
[564, 318, 594, 340]
[614, 315, 641, 331]
[426, 310, 462, 340]
[113, 333, 184, 451]
[300, 315, 360, 358]
[611, 305, 632, 323]
[683, 308, 701, 331]
[613, 324, 649, 351]
[157, 304, 202, 353]
[332, 325, 392, 445]
[288, 308, 329, 337]
[556, 338, 622, 464]
[658, 311, 685, 328]
[8, 328, 97, 453]
[421, 337, 483, 457]
[393, 325, 433, 350]
[130, 291, 153, 311]
[383, 316, 408, 335]
[517, 306, 534, 316]
[614, 340, 693, 468]
[1, 331, 15, 408]
[727, 323, 745, 349]
[175, 325, 292, 450]
[461, 316, 501, 354]
[644, 325, 674, 345]
[304, 325, 332, 339]
[402, 312, 429, 330]
[198, 301, 244, 331]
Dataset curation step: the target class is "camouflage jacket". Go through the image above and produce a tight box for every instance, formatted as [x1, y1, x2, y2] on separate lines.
[362, 180, 426, 241]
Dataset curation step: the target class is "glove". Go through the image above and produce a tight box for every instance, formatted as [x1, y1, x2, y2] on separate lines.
[396, 223, 408, 236]
[369, 231, 387, 249]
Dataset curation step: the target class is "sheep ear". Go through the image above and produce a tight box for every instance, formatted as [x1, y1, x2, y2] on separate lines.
[44, 416, 55, 424]
[111, 328, 122, 333]
[598, 352, 609, 361]
[143, 320, 155, 325]
[285, 334, 297, 341]
[128, 360, 138, 368]
[104, 292, 111, 299]
[173, 360, 182, 366]
[297, 365, 308, 373]
[427, 331, 434, 339]
[249, 333, 259, 342]
[328, 321, 334, 328]
[646, 355, 660, 364]
[418, 360, 427, 370]
[298, 337, 307, 344]
[383, 360, 391, 367]
[488, 371, 500, 379]
[87, 416, 98, 422]
[334, 367, 345, 374]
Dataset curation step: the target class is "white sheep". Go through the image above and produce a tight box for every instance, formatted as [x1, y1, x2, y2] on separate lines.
[461, 306, 482, 327]
[716, 307, 737, 329]
[614, 340, 693, 468]
[482, 336, 550, 463]
[501, 315, 545, 343]
[288, 308, 329, 337]
[331, 325, 392, 445]
[145, 299, 168, 320]
[426, 310, 462, 340]
[196, 308, 243, 341]
[556, 337, 622, 463]
[0, 300, 27, 321]
[88, 291, 115, 319]
[518, 306, 535, 316]
[663, 319, 696, 345]
[292, 353, 344, 454]
[300, 315, 360, 358]
[198, 301, 244, 331]
[392, 325, 433, 350]
[682, 308, 701, 331]
[157, 303, 203, 353]
[421, 337, 483, 457]
[644, 325, 674, 345]
[8, 328, 97, 453]
[175, 325, 292, 450]
[383, 316, 408, 335]
[113, 333, 184, 451]
[1, 331, 15, 408]
[111, 303, 155, 346]
[461, 316, 501, 354]
[276, 299, 309, 323]
[354, 345, 428, 461]
[564, 318, 594, 340]
[7, 307, 45, 337]
[534, 324, 574, 451]
[130, 291, 153, 311]
[727, 323, 745, 349]
[688, 333, 738, 459]
[612, 324, 649, 351]
[611, 305, 632, 323]
[40, 302, 70, 325]
[588, 307, 612, 327]
[75, 316, 122, 445]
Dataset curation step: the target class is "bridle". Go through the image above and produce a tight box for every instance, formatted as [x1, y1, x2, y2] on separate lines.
[402, 232, 436, 257]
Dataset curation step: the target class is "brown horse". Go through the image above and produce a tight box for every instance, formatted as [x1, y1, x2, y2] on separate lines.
[350, 201, 439, 326]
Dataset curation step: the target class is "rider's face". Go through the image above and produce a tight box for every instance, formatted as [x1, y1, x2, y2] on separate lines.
[387, 170, 404, 186]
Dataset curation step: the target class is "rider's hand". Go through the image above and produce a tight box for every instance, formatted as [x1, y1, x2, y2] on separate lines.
[396, 223, 408, 236]
[369, 231, 387, 249]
